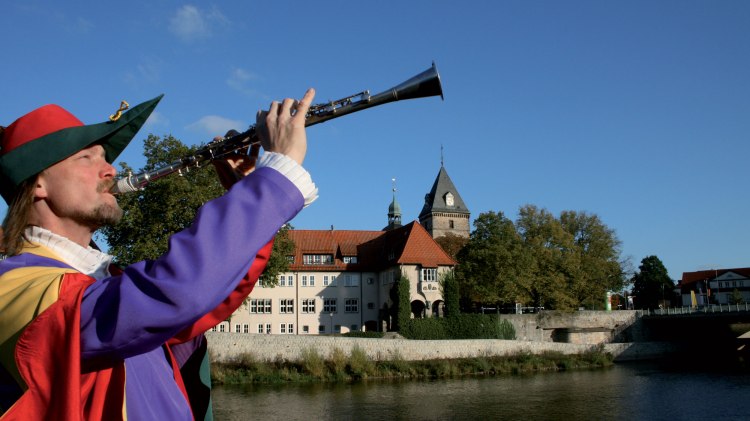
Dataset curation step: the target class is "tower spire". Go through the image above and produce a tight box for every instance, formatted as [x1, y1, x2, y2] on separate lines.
[440, 144, 444, 167]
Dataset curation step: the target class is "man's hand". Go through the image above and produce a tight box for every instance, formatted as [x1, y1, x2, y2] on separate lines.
[211, 130, 260, 190]
[256, 88, 315, 166]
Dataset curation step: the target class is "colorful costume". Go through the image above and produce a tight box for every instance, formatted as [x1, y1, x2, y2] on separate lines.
[0, 165, 308, 420]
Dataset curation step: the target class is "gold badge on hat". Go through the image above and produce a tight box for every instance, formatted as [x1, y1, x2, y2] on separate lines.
[108, 100, 130, 122]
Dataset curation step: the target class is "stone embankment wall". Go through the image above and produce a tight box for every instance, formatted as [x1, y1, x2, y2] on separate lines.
[206, 333, 676, 363]
[207, 311, 673, 363]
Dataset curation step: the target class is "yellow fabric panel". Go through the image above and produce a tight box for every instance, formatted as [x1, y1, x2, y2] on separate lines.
[0, 244, 78, 389]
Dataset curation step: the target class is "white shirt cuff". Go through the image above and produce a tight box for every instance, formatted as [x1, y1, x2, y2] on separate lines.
[256, 152, 318, 207]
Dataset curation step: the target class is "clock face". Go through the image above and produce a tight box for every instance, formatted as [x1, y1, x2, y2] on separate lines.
[445, 192, 454, 207]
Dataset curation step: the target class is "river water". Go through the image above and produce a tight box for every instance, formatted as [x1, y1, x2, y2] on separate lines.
[212, 362, 750, 420]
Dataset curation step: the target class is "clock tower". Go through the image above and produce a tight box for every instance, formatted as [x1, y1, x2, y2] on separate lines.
[418, 164, 470, 239]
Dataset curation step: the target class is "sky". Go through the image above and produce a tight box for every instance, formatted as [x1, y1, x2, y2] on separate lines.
[2, 1, 748, 282]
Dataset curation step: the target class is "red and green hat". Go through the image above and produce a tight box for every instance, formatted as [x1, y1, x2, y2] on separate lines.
[0, 95, 162, 203]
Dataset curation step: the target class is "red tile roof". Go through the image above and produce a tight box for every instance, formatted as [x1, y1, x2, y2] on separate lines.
[287, 221, 456, 272]
[679, 267, 750, 287]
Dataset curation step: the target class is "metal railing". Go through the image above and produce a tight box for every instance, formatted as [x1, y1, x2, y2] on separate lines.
[638, 303, 750, 317]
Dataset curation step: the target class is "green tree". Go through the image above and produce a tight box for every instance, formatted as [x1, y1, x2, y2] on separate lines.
[390, 273, 411, 331]
[100, 134, 293, 288]
[630, 256, 674, 309]
[455, 211, 529, 310]
[439, 270, 460, 317]
[516, 205, 579, 311]
[559, 210, 625, 309]
[434, 233, 469, 260]
[729, 288, 745, 305]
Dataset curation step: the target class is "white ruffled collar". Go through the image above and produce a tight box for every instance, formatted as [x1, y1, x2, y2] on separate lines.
[25, 226, 113, 280]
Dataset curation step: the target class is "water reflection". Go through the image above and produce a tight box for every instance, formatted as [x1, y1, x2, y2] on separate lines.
[213, 363, 750, 420]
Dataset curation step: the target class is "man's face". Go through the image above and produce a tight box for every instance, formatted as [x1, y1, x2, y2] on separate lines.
[37, 144, 122, 230]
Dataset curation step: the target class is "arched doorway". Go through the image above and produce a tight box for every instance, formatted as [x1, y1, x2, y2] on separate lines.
[410, 300, 425, 318]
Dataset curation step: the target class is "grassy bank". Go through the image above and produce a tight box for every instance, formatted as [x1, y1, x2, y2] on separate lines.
[211, 345, 614, 385]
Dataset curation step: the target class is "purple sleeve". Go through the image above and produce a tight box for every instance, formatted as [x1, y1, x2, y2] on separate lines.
[80, 167, 303, 360]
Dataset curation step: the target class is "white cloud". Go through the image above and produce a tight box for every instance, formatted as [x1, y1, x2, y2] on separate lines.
[226, 67, 264, 98]
[186, 115, 246, 137]
[169, 5, 229, 42]
[144, 110, 168, 128]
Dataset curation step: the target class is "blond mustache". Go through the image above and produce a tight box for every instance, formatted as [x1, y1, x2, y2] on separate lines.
[98, 179, 117, 193]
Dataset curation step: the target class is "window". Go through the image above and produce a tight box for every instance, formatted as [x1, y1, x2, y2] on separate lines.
[343, 256, 358, 264]
[280, 299, 294, 314]
[309, 275, 315, 287]
[303, 254, 333, 265]
[318, 325, 325, 333]
[250, 299, 272, 314]
[449, 220, 454, 229]
[422, 268, 437, 282]
[219, 324, 225, 332]
[265, 324, 271, 334]
[334, 325, 341, 333]
[351, 325, 358, 332]
[303, 325, 310, 333]
[257, 324, 264, 334]
[302, 276, 307, 287]
[211, 326, 217, 332]
[345, 298, 359, 313]
[243, 324, 249, 333]
[344, 274, 359, 287]
[279, 275, 294, 287]
[324, 275, 330, 286]
[286, 255, 295, 264]
[302, 299, 316, 313]
[367, 302, 375, 310]
[234, 324, 241, 333]
[324, 298, 337, 313]
[280, 323, 295, 335]
[324, 275, 336, 287]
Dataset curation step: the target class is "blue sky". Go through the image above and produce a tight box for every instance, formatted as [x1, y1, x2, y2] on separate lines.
[2, 1, 748, 281]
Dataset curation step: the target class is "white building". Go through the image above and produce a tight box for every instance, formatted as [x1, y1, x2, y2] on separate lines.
[213, 164, 467, 335]
[216, 221, 455, 335]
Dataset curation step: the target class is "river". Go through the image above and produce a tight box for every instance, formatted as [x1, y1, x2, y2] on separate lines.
[212, 362, 750, 420]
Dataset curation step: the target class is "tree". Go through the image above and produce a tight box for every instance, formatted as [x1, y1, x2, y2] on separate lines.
[559, 210, 626, 309]
[455, 211, 529, 310]
[729, 288, 745, 305]
[516, 205, 579, 311]
[434, 233, 469, 260]
[440, 270, 460, 317]
[630, 256, 674, 309]
[100, 134, 293, 287]
[390, 272, 411, 331]
[454, 206, 625, 312]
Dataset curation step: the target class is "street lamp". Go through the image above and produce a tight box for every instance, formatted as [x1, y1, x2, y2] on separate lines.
[329, 313, 333, 334]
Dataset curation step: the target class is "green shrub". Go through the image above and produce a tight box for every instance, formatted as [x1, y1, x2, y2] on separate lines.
[347, 346, 375, 379]
[398, 314, 515, 340]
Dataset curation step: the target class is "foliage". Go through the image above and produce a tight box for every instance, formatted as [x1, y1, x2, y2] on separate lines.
[729, 288, 745, 305]
[434, 232, 469, 259]
[400, 315, 515, 340]
[454, 207, 625, 311]
[211, 346, 613, 385]
[455, 211, 528, 310]
[391, 272, 411, 331]
[629, 255, 674, 309]
[100, 134, 293, 286]
[440, 270, 460, 318]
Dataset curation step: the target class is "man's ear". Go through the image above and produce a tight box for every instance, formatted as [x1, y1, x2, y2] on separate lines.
[34, 174, 48, 199]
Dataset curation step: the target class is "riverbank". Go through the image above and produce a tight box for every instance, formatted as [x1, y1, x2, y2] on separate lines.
[206, 332, 679, 365]
[211, 345, 614, 385]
